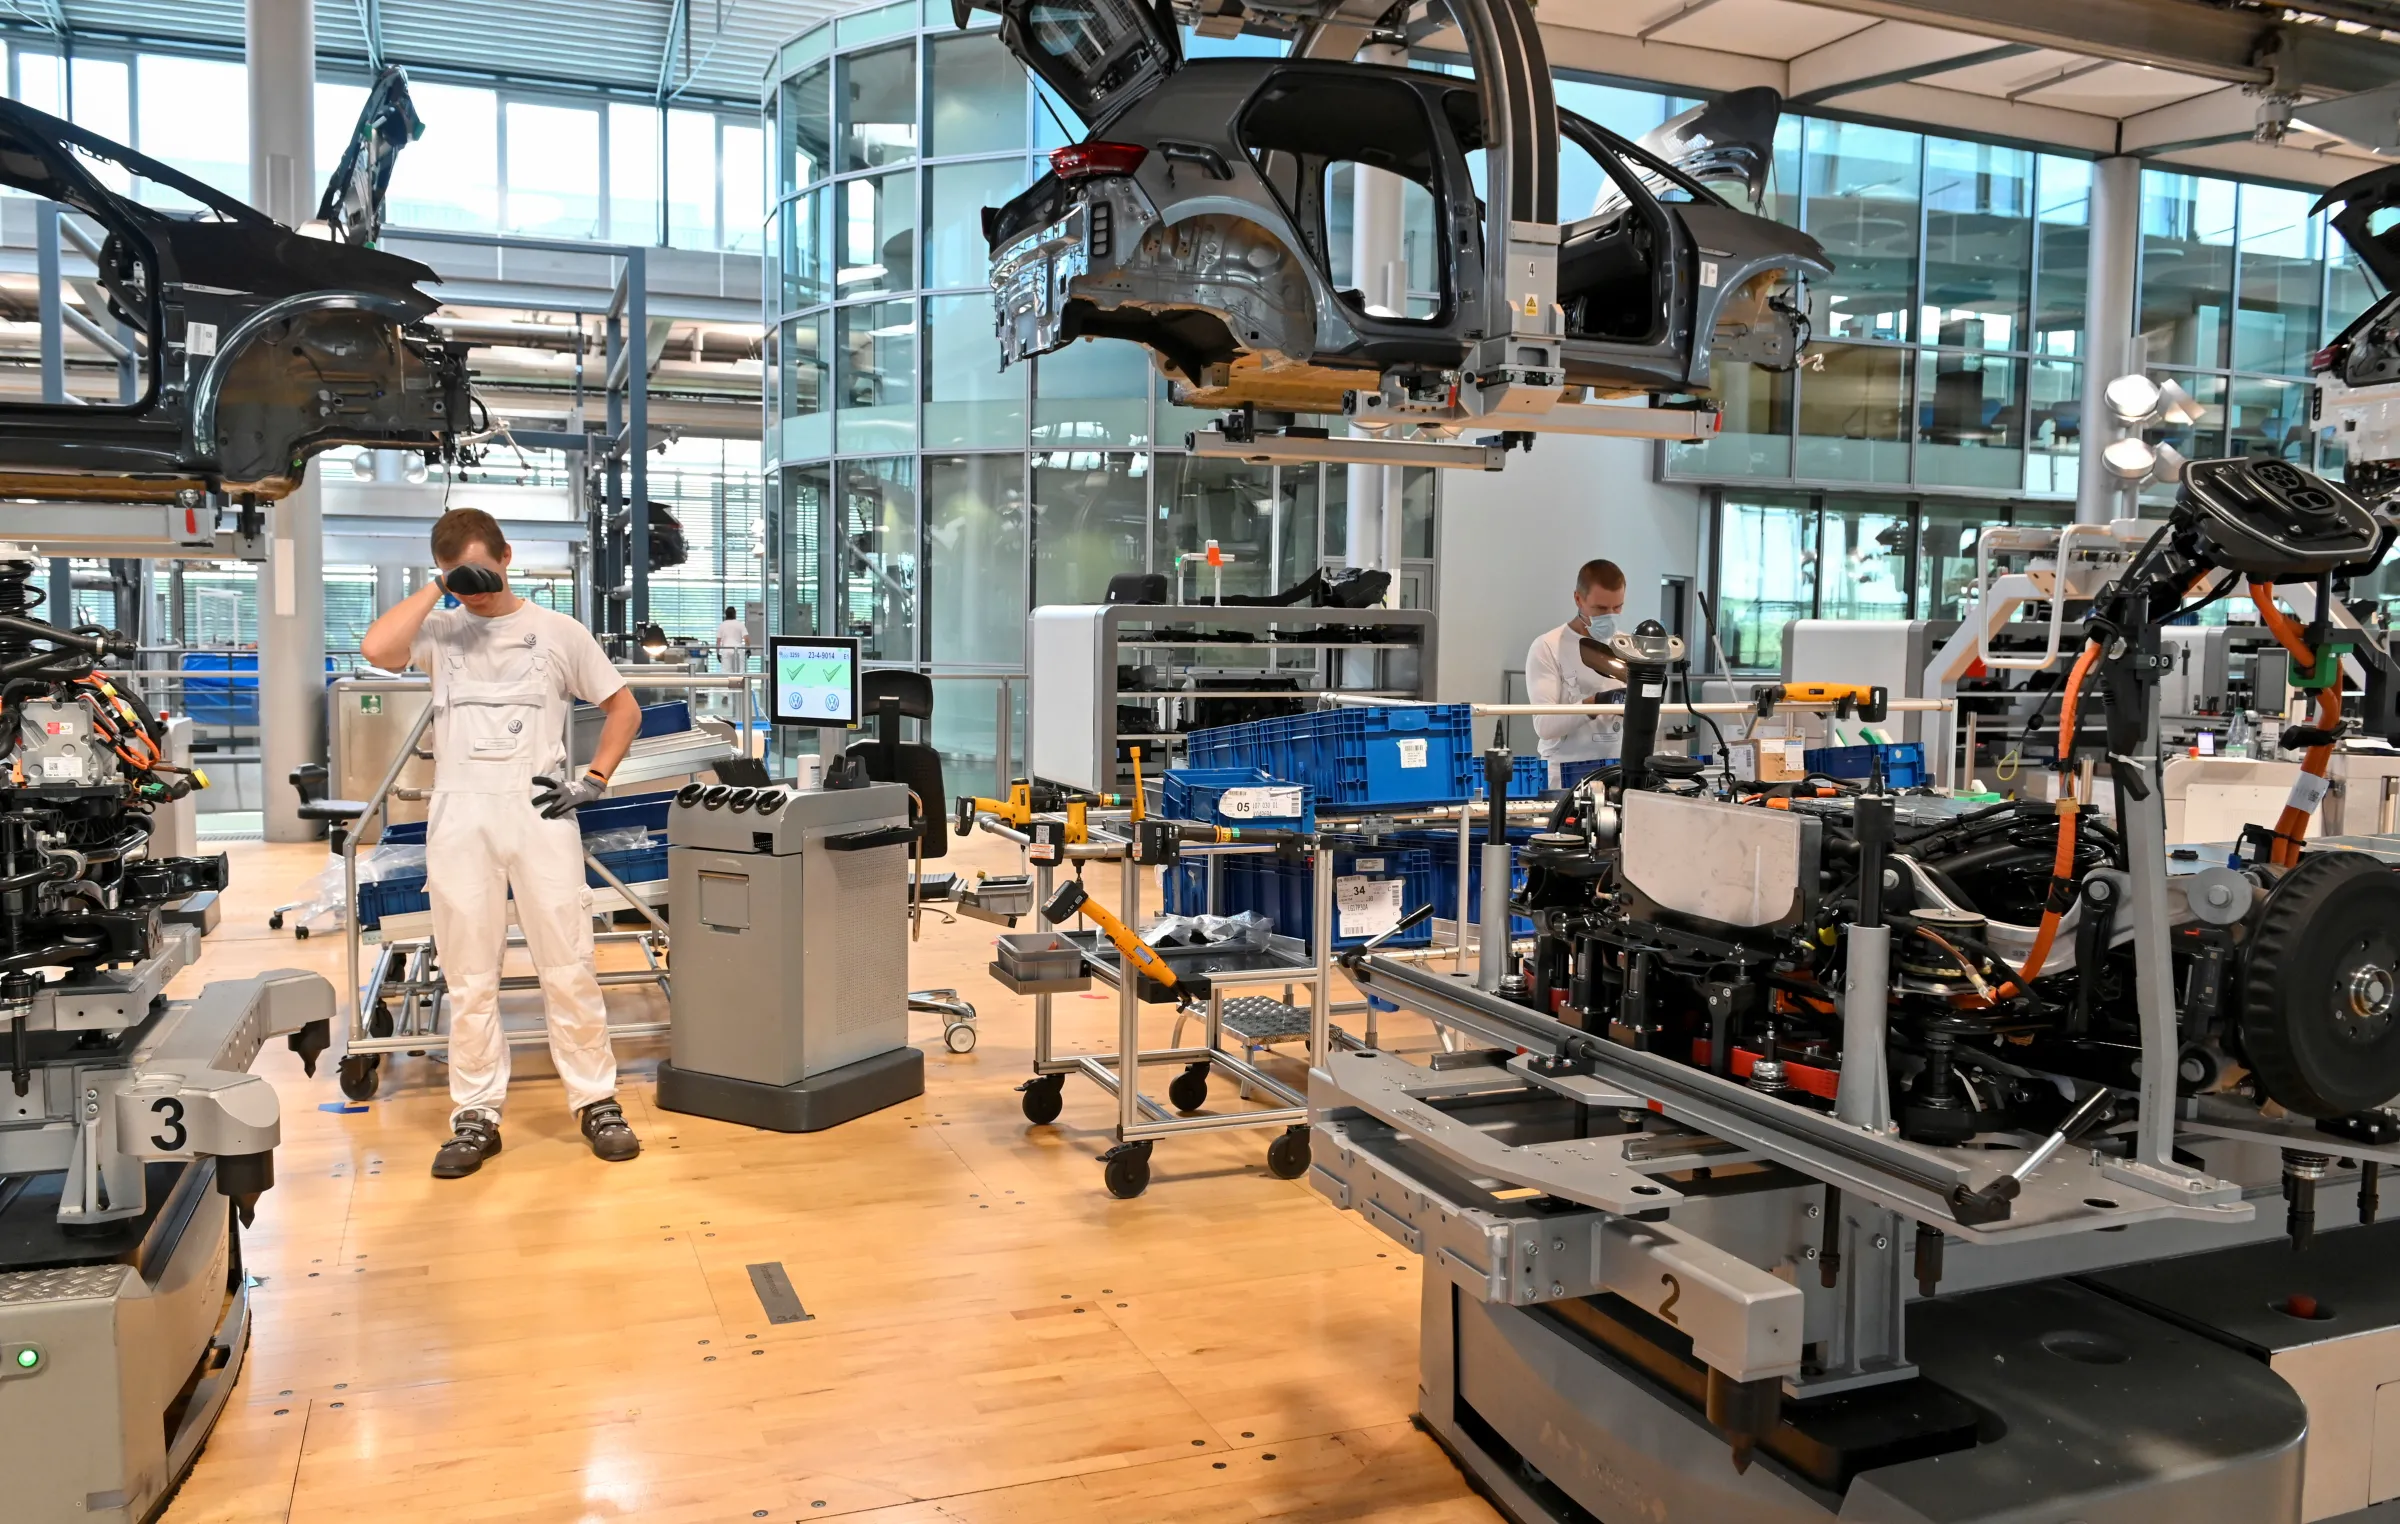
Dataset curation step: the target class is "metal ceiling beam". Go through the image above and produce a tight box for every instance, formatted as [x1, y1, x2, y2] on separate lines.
[2004, 56, 2111, 99]
[1778, 0, 2400, 93]
[355, 0, 381, 69]
[1637, 0, 1728, 42]
[656, 0, 689, 101]
[2117, 82, 2269, 151]
[1788, 19, 2036, 103]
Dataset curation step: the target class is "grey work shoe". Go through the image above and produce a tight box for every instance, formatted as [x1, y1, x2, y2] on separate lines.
[579, 1100, 641, 1162]
[431, 1112, 502, 1178]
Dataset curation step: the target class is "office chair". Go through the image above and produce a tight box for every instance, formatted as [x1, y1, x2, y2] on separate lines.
[844, 670, 978, 1053]
[266, 764, 371, 937]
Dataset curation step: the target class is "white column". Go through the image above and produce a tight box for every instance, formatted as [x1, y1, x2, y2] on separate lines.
[2076, 156, 2142, 526]
[250, 0, 324, 840]
[1344, 39, 1410, 590]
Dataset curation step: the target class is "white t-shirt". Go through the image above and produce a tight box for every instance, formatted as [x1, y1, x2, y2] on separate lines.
[716, 618, 748, 654]
[410, 601, 627, 776]
[1525, 621, 1626, 763]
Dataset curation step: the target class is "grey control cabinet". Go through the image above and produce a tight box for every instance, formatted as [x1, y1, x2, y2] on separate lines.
[657, 779, 925, 1130]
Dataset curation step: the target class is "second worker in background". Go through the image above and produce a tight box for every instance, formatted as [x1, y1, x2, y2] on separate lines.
[1526, 558, 1628, 791]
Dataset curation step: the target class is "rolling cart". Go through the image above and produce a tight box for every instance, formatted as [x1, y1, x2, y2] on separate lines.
[985, 829, 1337, 1198]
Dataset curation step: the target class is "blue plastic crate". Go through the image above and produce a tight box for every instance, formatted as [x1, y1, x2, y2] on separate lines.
[1159, 768, 1315, 833]
[356, 835, 669, 930]
[1184, 705, 1477, 809]
[1394, 826, 1536, 937]
[379, 790, 674, 847]
[1154, 846, 1433, 948]
[1804, 742, 1927, 789]
[1162, 859, 1206, 915]
[1472, 753, 1551, 799]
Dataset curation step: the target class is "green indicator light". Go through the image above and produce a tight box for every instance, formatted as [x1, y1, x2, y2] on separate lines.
[15, 1348, 36, 1369]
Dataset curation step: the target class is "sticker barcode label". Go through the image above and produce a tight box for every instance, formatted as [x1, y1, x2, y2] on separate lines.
[1396, 738, 1428, 769]
[2288, 772, 2331, 814]
[1218, 785, 1304, 820]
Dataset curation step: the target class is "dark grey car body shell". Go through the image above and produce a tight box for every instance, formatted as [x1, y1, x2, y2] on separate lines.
[986, 58, 1828, 411]
[0, 96, 470, 503]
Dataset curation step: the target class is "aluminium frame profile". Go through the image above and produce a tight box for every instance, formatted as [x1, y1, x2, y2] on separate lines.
[1019, 833, 1335, 1163]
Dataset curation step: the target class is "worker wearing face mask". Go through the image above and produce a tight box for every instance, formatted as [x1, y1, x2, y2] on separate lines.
[359, 508, 645, 1178]
[1524, 559, 1628, 790]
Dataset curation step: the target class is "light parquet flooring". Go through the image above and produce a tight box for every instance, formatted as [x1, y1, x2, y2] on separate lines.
[157, 830, 1502, 1524]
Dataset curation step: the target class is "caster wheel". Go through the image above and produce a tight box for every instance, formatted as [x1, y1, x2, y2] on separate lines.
[293, 925, 310, 940]
[1101, 1141, 1152, 1199]
[1266, 1125, 1311, 1180]
[1167, 1062, 1210, 1115]
[1018, 1073, 1065, 1125]
[368, 1004, 395, 1040]
[337, 1054, 381, 1102]
[268, 911, 284, 930]
[944, 1023, 978, 1054]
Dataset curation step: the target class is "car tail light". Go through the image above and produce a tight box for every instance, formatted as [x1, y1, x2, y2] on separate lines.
[1052, 142, 1148, 180]
[2312, 343, 2343, 374]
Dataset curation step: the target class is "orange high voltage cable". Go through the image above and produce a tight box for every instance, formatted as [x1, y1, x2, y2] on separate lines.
[2248, 581, 2340, 867]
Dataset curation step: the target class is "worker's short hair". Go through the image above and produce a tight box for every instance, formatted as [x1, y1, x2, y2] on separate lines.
[1576, 559, 1626, 594]
[430, 508, 508, 564]
[724, 606, 737, 620]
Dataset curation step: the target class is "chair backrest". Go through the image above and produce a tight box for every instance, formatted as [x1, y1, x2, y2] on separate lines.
[862, 669, 934, 723]
[288, 763, 328, 804]
[847, 732, 948, 861]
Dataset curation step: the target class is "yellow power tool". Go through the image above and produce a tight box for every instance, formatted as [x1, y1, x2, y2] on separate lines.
[1749, 682, 1889, 723]
[1042, 877, 1180, 996]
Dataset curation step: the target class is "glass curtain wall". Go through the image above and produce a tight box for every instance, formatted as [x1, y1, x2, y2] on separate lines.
[2136, 171, 2377, 498]
[767, 4, 1440, 779]
[1668, 124, 2381, 503]
[1709, 490, 2078, 672]
[1667, 128, 2093, 499]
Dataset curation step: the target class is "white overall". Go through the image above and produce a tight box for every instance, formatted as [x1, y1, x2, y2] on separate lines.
[424, 635, 616, 1124]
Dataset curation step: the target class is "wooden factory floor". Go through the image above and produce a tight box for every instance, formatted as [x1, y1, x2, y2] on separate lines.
[160, 830, 1502, 1524]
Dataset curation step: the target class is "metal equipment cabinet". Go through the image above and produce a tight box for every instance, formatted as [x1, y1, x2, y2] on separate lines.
[1026, 604, 1438, 794]
[656, 780, 925, 1131]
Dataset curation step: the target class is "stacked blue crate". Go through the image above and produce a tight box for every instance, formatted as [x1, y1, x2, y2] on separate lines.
[1394, 825, 1539, 937]
[357, 835, 670, 930]
[1803, 743, 1928, 788]
[1184, 704, 1477, 807]
[1152, 846, 1435, 948]
[1159, 768, 1315, 832]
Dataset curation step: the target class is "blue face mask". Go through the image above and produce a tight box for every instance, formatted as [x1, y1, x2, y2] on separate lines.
[1585, 614, 1618, 642]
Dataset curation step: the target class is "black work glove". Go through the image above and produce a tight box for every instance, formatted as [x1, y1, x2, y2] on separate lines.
[533, 771, 610, 819]
[439, 563, 507, 596]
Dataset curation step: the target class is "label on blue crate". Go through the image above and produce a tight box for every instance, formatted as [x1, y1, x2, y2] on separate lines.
[1355, 857, 1385, 873]
[1397, 739, 1427, 769]
[1336, 875, 1404, 939]
[1218, 785, 1304, 820]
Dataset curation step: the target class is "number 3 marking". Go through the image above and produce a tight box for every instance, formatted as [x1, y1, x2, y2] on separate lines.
[1659, 1272, 1683, 1325]
[150, 1096, 187, 1152]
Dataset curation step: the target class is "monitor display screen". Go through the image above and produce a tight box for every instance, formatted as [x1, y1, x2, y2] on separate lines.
[768, 636, 861, 729]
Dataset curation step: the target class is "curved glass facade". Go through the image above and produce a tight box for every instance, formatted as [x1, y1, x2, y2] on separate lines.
[764, 4, 1438, 737]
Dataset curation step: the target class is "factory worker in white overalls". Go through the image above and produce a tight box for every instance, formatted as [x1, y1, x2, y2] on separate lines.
[1525, 557, 1628, 790]
[361, 507, 644, 1178]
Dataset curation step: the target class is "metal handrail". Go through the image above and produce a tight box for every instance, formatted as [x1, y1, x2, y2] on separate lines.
[342, 701, 437, 1023]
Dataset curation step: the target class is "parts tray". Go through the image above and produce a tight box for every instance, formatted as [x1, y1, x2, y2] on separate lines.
[1064, 928, 1314, 1005]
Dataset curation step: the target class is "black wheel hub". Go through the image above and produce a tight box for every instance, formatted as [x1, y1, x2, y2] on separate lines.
[2240, 853, 2400, 1117]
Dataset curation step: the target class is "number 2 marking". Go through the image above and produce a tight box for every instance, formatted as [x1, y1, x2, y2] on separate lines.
[1658, 1272, 1683, 1325]
[150, 1096, 187, 1152]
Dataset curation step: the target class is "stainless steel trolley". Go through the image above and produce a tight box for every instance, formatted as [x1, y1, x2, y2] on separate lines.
[985, 826, 1335, 1198]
